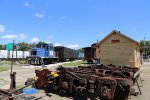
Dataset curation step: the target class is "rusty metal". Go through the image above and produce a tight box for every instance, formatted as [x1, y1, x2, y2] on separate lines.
[0, 71, 32, 100]
[0, 71, 16, 100]
[9, 72, 16, 90]
[0, 85, 30, 100]
[97, 77, 117, 100]
[28, 64, 140, 100]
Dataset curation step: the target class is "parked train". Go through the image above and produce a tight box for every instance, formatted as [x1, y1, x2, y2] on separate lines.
[26, 43, 83, 65]
[0, 50, 29, 60]
[83, 43, 100, 64]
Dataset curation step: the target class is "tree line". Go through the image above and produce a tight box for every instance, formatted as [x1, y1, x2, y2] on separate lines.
[0, 42, 36, 51]
[0, 42, 82, 51]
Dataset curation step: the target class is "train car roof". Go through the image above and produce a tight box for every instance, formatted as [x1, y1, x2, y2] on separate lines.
[83, 47, 91, 49]
[55, 46, 76, 50]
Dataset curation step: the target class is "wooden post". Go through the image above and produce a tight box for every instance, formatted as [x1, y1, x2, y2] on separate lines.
[10, 40, 16, 89]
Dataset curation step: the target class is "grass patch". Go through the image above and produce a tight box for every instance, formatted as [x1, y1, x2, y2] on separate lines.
[0, 78, 9, 82]
[0, 61, 11, 72]
[62, 60, 87, 67]
[16, 85, 25, 89]
[0, 61, 11, 65]
[0, 66, 10, 72]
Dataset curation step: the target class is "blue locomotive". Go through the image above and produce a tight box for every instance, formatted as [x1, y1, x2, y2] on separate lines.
[26, 43, 80, 65]
[26, 43, 57, 65]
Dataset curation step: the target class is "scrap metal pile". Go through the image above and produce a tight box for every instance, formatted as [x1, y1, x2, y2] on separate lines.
[0, 87, 26, 100]
[26, 64, 140, 100]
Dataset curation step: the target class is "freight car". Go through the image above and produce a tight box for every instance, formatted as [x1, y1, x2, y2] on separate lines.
[54, 46, 78, 62]
[0, 50, 29, 60]
[26, 43, 78, 65]
[83, 43, 100, 64]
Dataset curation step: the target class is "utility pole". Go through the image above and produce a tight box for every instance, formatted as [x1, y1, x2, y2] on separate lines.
[10, 40, 16, 89]
[144, 37, 147, 56]
[10, 40, 14, 74]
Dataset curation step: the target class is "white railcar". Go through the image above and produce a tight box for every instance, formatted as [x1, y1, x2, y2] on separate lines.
[0, 50, 8, 58]
[0, 50, 30, 59]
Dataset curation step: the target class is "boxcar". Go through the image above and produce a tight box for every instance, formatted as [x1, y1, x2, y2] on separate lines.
[0, 50, 29, 60]
[54, 46, 78, 62]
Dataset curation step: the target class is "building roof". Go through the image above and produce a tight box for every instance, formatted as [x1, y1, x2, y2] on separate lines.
[98, 30, 140, 48]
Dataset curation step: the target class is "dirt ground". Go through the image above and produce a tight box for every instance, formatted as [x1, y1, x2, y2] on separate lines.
[131, 62, 150, 100]
[0, 62, 150, 100]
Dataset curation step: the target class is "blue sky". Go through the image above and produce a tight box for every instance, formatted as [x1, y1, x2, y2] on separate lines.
[0, 0, 150, 49]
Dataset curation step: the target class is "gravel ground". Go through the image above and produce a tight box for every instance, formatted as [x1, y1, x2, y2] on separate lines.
[131, 62, 150, 100]
[0, 61, 81, 89]
[0, 61, 150, 100]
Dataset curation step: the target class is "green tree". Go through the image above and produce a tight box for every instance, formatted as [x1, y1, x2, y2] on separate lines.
[17, 42, 29, 51]
[140, 40, 150, 55]
[38, 41, 46, 44]
[28, 43, 36, 49]
[0, 44, 6, 50]
[77, 48, 84, 52]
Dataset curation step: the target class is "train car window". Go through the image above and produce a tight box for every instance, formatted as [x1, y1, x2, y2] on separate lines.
[51, 46, 54, 50]
[31, 51, 37, 55]
[36, 44, 41, 48]
[43, 45, 45, 48]
[50, 45, 54, 50]
[43, 44, 48, 50]
[41, 44, 49, 51]
[49, 46, 51, 50]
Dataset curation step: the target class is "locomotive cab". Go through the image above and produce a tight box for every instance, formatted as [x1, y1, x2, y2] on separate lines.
[35, 43, 55, 58]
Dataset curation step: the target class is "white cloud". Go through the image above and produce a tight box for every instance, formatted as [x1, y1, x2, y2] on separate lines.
[34, 13, 44, 18]
[24, 2, 30, 7]
[1, 34, 27, 39]
[30, 37, 39, 43]
[54, 43, 62, 46]
[67, 44, 79, 49]
[1, 34, 17, 39]
[19, 34, 27, 39]
[45, 40, 51, 43]
[0, 24, 5, 33]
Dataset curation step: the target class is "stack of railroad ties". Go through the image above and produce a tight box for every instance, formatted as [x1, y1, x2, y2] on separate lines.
[26, 64, 141, 100]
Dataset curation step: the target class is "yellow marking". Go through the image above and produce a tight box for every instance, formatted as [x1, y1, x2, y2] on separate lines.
[35, 76, 38, 80]
[54, 73, 59, 77]
[51, 71, 59, 77]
